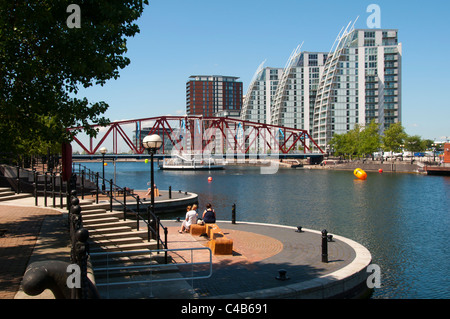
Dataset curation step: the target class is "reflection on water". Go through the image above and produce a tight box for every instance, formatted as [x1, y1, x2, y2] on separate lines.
[80, 161, 450, 299]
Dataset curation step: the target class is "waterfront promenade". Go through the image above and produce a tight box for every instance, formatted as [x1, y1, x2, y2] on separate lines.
[0, 191, 372, 299]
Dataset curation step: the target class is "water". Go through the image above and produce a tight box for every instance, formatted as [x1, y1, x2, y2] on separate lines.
[80, 161, 450, 299]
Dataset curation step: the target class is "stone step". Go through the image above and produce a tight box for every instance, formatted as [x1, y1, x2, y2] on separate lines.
[90, 248, 164, 267]
[90, 229, 149, 241]
[83, 220, 136, 230]
[0, 191, 15, 197]
[81, 202, 111, 211]
[0, 187, 12, 192]
[87, 226, 133, 236]
[90, 241, 157, 253]
[83, 216, 120, 225]
[91, 236, 145, 247]
[82, 211, 123, 220]
[0, 193, 33, 202]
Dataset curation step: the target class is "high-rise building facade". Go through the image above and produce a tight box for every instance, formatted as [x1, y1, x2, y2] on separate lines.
[240, 61, 283, 124]
[313, 28, 402, 149]
[271, 49, 328, 131]
[186, 75, 243, 117]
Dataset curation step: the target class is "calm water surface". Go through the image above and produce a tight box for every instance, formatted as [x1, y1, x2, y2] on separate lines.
[81, 161, 450, 299]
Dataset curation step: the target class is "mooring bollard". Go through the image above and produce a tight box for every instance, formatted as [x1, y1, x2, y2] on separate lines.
[322, 229, 328, 263]
[232, 203, 236, 224]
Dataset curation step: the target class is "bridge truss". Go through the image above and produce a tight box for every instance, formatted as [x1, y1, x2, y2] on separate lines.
[68, 116, 324, 156]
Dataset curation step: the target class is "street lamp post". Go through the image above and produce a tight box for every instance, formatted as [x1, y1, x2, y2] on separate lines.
[142, 135, 163, 221]
[100, 147, 107, 192]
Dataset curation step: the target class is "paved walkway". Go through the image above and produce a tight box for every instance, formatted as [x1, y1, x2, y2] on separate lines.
[0, 195, 372, 299]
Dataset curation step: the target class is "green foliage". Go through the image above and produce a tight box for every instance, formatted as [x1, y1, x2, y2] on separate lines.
[0, 1, 149, 158]
[382, 122, 407, 152]
[328, 120, 381, 158]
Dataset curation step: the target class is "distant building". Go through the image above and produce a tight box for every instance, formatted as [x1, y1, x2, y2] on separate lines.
[186, 75, 243, 117]
[313, 28, 402, 149]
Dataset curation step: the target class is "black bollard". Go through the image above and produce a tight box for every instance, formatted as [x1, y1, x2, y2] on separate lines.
[322, 229, 328, 263]
[232, 204, 236, 224]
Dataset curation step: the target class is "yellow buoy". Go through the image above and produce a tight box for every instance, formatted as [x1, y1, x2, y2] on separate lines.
[354, 168, 367, 180]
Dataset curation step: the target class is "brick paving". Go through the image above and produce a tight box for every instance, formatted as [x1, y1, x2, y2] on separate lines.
[0, 205, 60, 299]
[162, 220, 357, 298]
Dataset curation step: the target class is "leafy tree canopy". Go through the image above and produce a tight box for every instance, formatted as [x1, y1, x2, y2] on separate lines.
[0, 0, 149, 158]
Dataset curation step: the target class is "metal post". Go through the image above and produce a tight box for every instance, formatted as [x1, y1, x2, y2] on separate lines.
[102, 153, 106, 192]
[33, 170, 38, 206]
[95, 172, 99, 204]
[322, 229, 328, 263]
[150, 152, 155, 216]
[109, 179, 113, 212]
[81, 170, 85, 200]
[169, 186, 172, 199]
[44, 172, 47, 207]
[16, 166, 20, 194]
[136, 195, 140, 231]
[60, 174, 63, 209]
[164, 227, 168, 264]
[52, 172, 56, 208]
[232, 203, 236, 224]
[123, 189, 127, 221]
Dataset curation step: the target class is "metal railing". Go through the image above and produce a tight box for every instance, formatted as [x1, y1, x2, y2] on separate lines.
[90, 247, 212, 298]
[72, 163, 168, 257]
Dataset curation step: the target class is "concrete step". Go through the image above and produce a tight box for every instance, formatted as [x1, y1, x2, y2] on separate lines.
[0, 193, 33, 202]
[83, 216, 120, 225]
[81, 202, 111, 211]
[82, 211, 123, 220]
[90, 229, 149, 241]
[83, 220, 136, 230]
[87, 226, 133, 236]
[91, 236, 145, 247]
[90, 241, 158, 253]
[0, 191, 15, 197]
[90, 247, 164, 267]
[0, 187, 12, 192]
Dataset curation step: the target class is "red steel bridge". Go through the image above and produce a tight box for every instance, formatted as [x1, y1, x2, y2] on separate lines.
[68, 116, 324, 159]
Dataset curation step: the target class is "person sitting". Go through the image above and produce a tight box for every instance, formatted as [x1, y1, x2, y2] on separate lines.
[145, 184, 160, 197]
[179, 204, 198, 233]
[202, 203, 216, 224]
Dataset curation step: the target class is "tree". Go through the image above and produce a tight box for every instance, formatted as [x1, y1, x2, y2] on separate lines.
[0, 1, 149, 159]
[404, 135, 425, 153]
[359, 120, 381, 156]
[382, 123, 407, 152]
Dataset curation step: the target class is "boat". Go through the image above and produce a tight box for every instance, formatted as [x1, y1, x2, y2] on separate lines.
[159, 154, 225, 171]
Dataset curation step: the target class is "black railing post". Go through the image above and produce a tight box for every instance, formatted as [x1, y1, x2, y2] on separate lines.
[95, 172, 99, 204]
[81, 170, 85, 200]
[136, 195, 140, 230]
[33, 170, 38, 206]
[164, 227, 168, 264]
[123, 189, 127, 221]
[44, 172, 47, 207]
[232, 203, 236, 224]
[59, 174, 63, 209]
[169, 186, 172, 199]
[16, 166, 20, 194]
[109, 179, 113, 212]
[52, 172, 56, 208]
[322, 229, 328, 263]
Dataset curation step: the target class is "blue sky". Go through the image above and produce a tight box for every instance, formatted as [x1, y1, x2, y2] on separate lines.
[78, 0, 450, 141]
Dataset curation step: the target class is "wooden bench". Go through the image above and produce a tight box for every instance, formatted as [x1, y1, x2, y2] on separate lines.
[189, 224, 206, 236]
[204, 223, 234, 255]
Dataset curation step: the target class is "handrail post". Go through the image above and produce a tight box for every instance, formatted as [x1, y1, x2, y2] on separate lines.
[44, 172, 47, 207]
[33, 170, 38, 206]
[164, 227, 168, 264]
[136, 195, 140, 231]
[123, 189, 127, 221]
[52, 172, 56, 208]
[95, 172, 99, 204]
[109, 179, 113, 212]
[81, 170, 85, 200]
[16, 166, 20, 194]
[60, 174, 64, 209]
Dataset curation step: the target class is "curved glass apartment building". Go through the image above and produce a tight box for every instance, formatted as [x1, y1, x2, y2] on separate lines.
[312, 28, 402, 149]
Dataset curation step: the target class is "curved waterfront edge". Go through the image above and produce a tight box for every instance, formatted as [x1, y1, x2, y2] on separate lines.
[204, 221, 373, 299]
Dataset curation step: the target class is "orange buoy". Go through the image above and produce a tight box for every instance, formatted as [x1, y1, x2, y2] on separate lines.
[354, 168, 367, 180]
[208, 177, 213, 182]
[378, 169, 383, 174]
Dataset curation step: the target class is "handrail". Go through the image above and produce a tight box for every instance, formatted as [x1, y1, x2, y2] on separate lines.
[72, 163, 168, 255]
[90, 247, 213, 288]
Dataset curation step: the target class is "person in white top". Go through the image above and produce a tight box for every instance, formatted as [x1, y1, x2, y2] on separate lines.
[179, 204, 198, 233]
